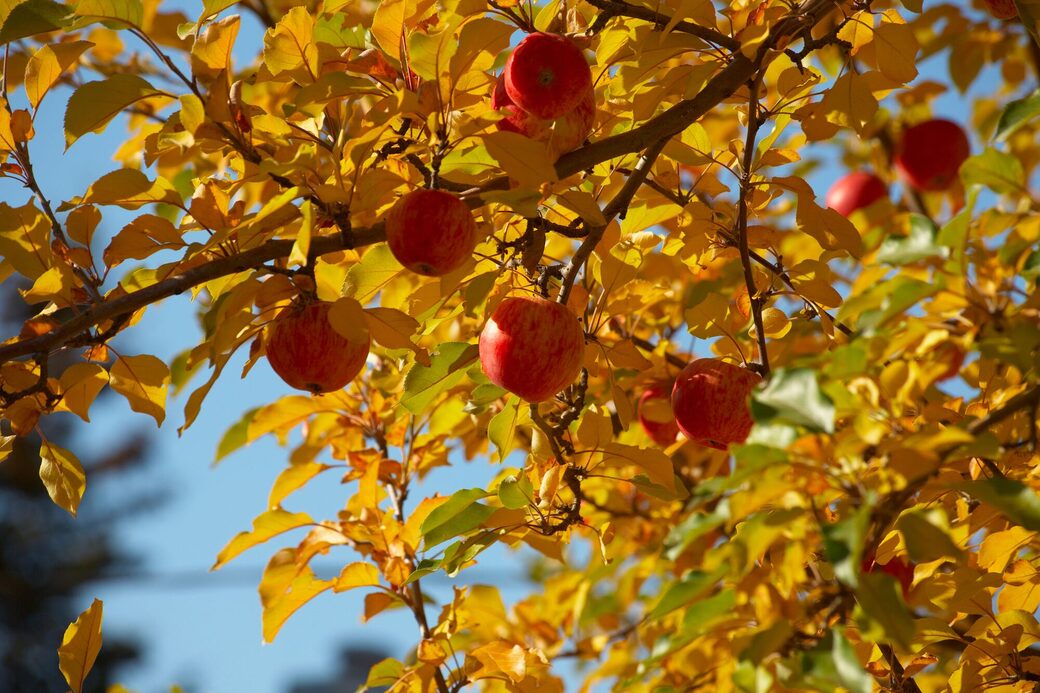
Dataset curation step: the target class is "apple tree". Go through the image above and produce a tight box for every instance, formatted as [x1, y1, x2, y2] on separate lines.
[3, 0, 1040, 689]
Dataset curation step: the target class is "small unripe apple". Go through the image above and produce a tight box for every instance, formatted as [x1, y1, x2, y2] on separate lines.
[479, 295, 585, 402]
[638, 382, 680, 446]
[385, 189, 477, 276]
[894, 119, 970, 192]
[862, 550, 914, 598]
[825, 171, 888, 217]
[266, 300, 370, 394]
[504, 32, 593, 120]
[983, 0, 1018, 19]
[671, 359, 761, 450]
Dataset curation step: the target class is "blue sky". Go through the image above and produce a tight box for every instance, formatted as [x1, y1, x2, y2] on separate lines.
[0, 1, 1017, 691]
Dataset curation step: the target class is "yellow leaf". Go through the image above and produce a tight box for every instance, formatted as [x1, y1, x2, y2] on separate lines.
[109, 354, 170, 426]
[259, 549, 333, 642]
[370, 0, 407, 58]
[760, 307, 791, 338]
[269, 462, 329, 507]
[684, 292, 730, 338]
[470, 641, 527, 683]
[874, 20, 918, 84]
[212, 509, 314, 570]
[78, 169, 181, 210]
[837, 11, 874, 54]
[342, 244, 404, 302]
[333, 562, 380, 592]
[328, 296, 371, 344]
[978, 526, 1034, 572]
[103, 214, 185, 267]
[602, 339, 652, 371]
[482, 131, 559, 188]
[24, 40, 92, 111]
[819, 70, 878, 134]
[263, 7, 318, 78]
[39, 440, 86, 516]
[601, 442, 676, 492]
[58, 598, 103, 693]
[75, 0, 143, 26]
[0, 435, 15, 464]
[0, 201, 53, 279]
[364, 306, 430, 365]
[59, 363, 109, 422]
[64, 74, 169, 149]
[191, 15, 240, 81]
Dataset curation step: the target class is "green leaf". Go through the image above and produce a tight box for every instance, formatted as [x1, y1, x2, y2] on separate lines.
[342, 243, 403, 301]
[876, 214, 945, 265]
[960, 147, 1026, 195]
[488, 396, 526, 463]
[995, 89, 1040, 142]
[400, 342, 478, 414]
[855, 572, 914, 648]
[797, 629, 873, 693]
[664, 507, 728, 561]
[0, 0, 72, 44]
[896, 509, 963, 563]
[420, 488, 495, 548]
[953, 477, 1040, 531]
[820, 503, 870, 588]
[64, 74, 169, 148]
[74, 0, 143, 27]
[216, 407, 258, 461]
[647, 568, 723, 621]
[751, 368, 835, 433]
[497, 472, 533, 510]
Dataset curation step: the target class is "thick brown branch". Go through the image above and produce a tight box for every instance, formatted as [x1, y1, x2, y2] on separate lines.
[0, 228, 385, 364]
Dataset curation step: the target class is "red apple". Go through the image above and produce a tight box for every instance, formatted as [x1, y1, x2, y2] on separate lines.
[547, 85, 596, 157]
[504, 32, 592, 120]
[491, 74, 595, 157]
[894, 119, 971, 192]
[862, 550, 914, 599]
[385, 188, 477, 276]
[825, 171, 887, 217]
[671, 359, 761, 450]
[266, 300, 370, 394]
[479, 295, 586, 402]
[638, 382, 680, 446]
[491, 74, 552, 140]
[983, 0, 1018, 19]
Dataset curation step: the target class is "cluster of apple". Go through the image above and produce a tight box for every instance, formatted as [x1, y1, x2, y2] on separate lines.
[491, 33, 596, 159]
[825, 118, 971, 217]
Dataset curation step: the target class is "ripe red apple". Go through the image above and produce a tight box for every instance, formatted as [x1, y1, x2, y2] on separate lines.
[478, 295, 585, 402]
[266, 300, 370, 394]
[504, 32, 592, 120]
[671, 359, 761, 450]
[825, 171, 888, 217]
[638, 382, 680, 446]
[894, 119, 971, 192]
[385, 188, 477, 276]
[491, 74, 595, 157]
[862, 550, 914, 599]
[983, 0, 1018, 19]
[491, 74, 552, 140]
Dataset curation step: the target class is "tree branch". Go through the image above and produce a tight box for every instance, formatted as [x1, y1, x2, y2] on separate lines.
[581, 0, 740, 50]
[736, 78, 770, 375]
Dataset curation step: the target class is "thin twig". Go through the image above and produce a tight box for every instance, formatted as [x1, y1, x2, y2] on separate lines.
[736, 78, 770, 375]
